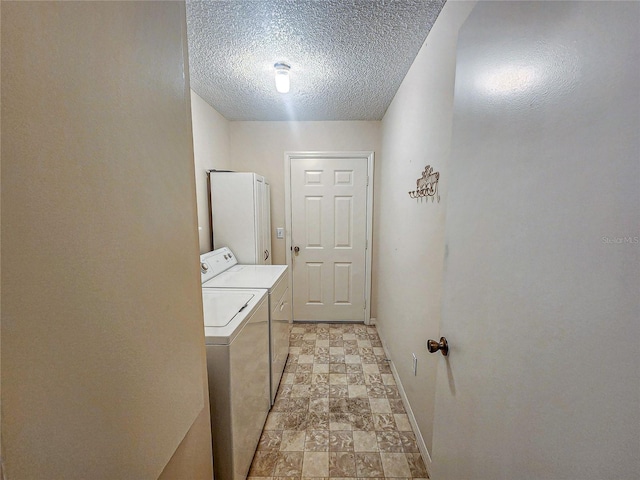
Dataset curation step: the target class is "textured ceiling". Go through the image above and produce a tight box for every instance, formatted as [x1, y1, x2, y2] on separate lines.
[186, 0, 446, 121]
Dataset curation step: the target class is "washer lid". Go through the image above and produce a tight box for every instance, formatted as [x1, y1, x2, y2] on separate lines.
[202, 264, 288, 290]
[201, 290, 254, 327]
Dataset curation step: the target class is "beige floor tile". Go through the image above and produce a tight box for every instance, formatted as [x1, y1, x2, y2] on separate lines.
[298, 354, 315, 364]
[398, 431, 420, 453]
[305, 430, 330, 452]
[352, 430, 378, 452]
[291, 384, 312, 397]
[373, 414, 397, 431]
[375, 431, 403, 453]
[309, 397, 329, 412]
[355, 452, 384, 477]
[295, 373, 312, 384]
[310, 384, 331, 398]
[258, 431, 283, 451]
[329, 385, 349, 398]
[329, 452, 357, 477]
[329, 364, 346, 374]
[379, 452, 411, 477]
[388, 398, 406, 414]
[316, 348, 330, 357]
[362, 363, 380, 374]
[329, 431, 354, 452]
[307, 411, 330, 430]
[406, 452, 429, 477]
[348, 385, 368, 398]
[312, 373, 329, 384]
[302, 451, 329, 477]
[275, 451, 304, 476]
[329, 346, 345, 355]
[345, 355, 361, 364]
[329, 413, 352, 431]
[281, 431, 306, 451]
[249, 450, 279, 476]
[381, 374, 396, 386]
[393, 414, 412, 431]
[329, 373, 347, 385]
[313, 363, 329, 374]
[298, 364, 314, 373]
[369, 398, 392, 414]
[264, 412, 285, 430]
[288, 397, 310, 412]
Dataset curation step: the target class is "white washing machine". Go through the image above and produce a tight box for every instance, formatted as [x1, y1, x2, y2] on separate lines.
[201, 287, 270, 480]
[200, 247, 291, 405]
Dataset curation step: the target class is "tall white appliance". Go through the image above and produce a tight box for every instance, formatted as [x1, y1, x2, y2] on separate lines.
[208, 171, 272, 265]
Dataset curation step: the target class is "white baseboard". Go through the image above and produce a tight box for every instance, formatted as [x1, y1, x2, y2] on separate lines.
[377, 328, 433, 477]
[368, 317, 377, 325]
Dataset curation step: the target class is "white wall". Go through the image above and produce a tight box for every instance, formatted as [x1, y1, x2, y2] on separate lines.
[374, 0, 476, 457]
[191, 90, 231, 253]
[1, 3, 212, 479]
[229, 121, 381, 270]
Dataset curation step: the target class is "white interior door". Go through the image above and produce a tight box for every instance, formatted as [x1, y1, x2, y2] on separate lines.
[289, 154, 370, 322]
[431, 2, 639, 479]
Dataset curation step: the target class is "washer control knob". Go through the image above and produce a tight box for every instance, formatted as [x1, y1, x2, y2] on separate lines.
[201, 262, 209, 274]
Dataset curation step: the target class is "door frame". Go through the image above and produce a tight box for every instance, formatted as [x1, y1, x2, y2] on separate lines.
[284, 151, 375, 325]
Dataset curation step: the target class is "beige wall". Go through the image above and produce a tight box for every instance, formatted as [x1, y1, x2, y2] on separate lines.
[229, 121, 381, 272]
[191, 90, 231, 253]
[374, 0, 475, 457]
[1, 3, 212, 479]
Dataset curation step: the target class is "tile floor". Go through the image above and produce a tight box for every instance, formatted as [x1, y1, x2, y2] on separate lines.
[248, 322, 429, 479]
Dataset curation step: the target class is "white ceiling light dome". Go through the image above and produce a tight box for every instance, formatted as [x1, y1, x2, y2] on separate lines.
[274, 62, 291, 93]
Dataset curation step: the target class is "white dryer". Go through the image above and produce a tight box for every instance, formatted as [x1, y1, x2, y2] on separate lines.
[201, 287, 270, 480]
[200, 247, 290, 405]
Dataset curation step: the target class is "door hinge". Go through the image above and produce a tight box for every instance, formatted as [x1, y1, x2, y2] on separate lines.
[365, 239, 368, 250]
[366, 176, 370, 186]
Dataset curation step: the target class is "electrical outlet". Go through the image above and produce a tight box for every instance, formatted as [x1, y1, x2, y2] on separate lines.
[412, 353, 417, 375]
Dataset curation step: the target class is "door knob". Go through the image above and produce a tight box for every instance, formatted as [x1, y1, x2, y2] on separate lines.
[427, 337, 449, 356]
[293, 246, 300, 255]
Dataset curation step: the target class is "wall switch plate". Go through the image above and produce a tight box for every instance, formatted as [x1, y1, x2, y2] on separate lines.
[276, 227, 284, 239]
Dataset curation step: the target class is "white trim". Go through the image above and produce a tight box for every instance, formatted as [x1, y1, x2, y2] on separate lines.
[378, 327, 433, 477]
[284, 151, 375, 325]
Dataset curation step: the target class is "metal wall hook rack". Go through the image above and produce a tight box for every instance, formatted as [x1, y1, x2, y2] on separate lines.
[408, 165, 440, 202]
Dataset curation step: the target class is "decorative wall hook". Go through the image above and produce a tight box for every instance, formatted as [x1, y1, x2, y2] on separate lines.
[408, 165, 440, 202]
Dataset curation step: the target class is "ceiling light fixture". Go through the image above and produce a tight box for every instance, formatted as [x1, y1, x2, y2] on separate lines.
[274, 62, 290, 93]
